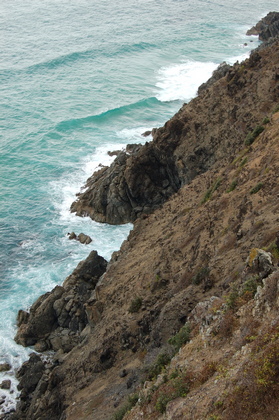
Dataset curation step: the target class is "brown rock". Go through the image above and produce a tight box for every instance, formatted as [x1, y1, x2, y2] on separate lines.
[0, 363, 11, 372]
[0, 379, 11, 390]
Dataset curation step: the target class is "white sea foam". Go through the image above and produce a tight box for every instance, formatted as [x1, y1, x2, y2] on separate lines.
[116, 126, 152, 142]
[155, 60, 218, 102]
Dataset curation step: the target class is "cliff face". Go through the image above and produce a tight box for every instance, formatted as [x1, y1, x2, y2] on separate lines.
[71, 35, 278, 224]
[5, 18, 279, 420]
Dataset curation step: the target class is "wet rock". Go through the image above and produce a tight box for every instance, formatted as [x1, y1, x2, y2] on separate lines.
[0, 379, 11, 389]
[142, 130, 152, 137]
[68, 232, 77, 240]
[77, 233, 92, 244]
[0, 363, 11, 372]
[68, 232, 92, 244]
[108, 150, 121, 157]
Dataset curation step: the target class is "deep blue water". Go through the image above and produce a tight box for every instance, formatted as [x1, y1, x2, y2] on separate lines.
[0, 0, 278, 413]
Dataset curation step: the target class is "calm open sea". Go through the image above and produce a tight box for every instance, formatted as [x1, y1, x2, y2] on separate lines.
[0, 0, 278, 414]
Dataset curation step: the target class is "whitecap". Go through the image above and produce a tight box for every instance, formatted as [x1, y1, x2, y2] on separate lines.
[155, 60, 218, 102]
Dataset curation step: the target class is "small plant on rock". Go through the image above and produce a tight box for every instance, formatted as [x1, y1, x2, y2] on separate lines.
[168, 324, 191, 353]
[192, 266, 210, 285]
[250, 182, 263, 194]
[226, 179, 238, 193]
[147, 352, 171, 380]
[128, 296, 142, 313]
[244, 125, 264, 146]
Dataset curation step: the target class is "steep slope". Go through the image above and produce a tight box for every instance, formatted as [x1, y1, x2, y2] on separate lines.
[5, 23, 279, 420]
[70, 38, 279, 224]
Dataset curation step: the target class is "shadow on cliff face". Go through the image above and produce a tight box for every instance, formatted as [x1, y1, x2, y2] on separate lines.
[71, 29, 279, 225]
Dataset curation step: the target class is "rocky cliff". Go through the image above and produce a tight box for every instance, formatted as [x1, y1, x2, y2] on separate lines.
[70, 13, 279, 225]
[4, 15, 279, 420]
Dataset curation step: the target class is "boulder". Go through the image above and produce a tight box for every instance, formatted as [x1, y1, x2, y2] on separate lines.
[17, 353, 45, 395]
[77, 233, 92, 244]
[246, 248, 274, 279]
[68, 231, 92, 244]
[0, 379, 11, 390]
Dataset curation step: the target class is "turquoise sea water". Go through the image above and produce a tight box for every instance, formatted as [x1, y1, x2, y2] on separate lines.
[0, 0, 278, 413]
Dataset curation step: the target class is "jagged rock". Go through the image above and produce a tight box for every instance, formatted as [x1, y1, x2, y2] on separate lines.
[14, 251, 107, 351]
[70, 142, 181, 224]
[17, 353, 45, 395]
[68, 231, 77, 240]
[198, 61, 231, 94]
[108, 149, 121, 157]
[246, 248, 274, 279]
[16, 310, 29, 327]
[141, 130, 152, 137]
[15, 286, 64, 347]
[246, 11, 279, 40]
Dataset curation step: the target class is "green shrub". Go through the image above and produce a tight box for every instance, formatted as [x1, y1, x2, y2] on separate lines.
[113, 394, 139, 420]
[244, 125, 264, 146]
[147, 352, 171, 380]
[168, 324, 191, 353]
[226, 286, 239, 310]
[155, 376, 190, 413]
[201, 178, 222, 204]
[262, 116, 270, 125]
[250, 182, 263, 195]
[128, 297, 142, 313]
[226, 179, 238, 193]
[239, 156, 248, 167]
[242, 276, 259, 297]
[192, 266, 210, 285]
[266, 241, 279, 262]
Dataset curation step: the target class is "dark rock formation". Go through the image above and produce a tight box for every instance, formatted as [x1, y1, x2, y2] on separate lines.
[71, 143, 181, 224]
[68, 232, 92, 244]
[0, 363, 11, 372]
[71, 39, 279, 224]
[0, 380, 11, 390]
[246, 11, 279, 40]
[14, 250, 107, 352]
[198, 61, 231, 94]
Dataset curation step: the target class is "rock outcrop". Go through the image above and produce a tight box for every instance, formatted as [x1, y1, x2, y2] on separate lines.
[15, 250, 107, 353]
[246, 11, 279, 40]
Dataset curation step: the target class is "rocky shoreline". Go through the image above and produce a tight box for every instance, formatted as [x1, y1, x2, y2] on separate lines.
[3, 13, 279, 420]
[70, 13, 279, 226]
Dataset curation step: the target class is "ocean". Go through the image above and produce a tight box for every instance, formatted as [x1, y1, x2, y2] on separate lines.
[0, 0, 278, 414]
